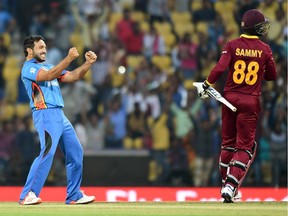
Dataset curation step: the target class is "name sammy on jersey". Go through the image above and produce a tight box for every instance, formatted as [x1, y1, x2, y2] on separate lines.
[235, 48, 262, 58]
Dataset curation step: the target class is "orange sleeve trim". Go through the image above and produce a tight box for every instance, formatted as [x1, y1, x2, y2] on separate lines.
[58, 71, 69, 83]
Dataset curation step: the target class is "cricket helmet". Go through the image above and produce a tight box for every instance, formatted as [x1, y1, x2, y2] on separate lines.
[241, 9, 270, 36]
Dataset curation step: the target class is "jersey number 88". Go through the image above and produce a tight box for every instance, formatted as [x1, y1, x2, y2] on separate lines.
[233, 60, 259, 85]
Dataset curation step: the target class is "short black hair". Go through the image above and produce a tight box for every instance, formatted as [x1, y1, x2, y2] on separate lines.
[23, 35, 44, 57]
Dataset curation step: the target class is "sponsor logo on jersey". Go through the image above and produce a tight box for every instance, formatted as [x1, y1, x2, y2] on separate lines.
[30, 67, 36, 74]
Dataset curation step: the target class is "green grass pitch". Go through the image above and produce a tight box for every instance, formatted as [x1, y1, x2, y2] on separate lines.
[0, 202, 287, 216]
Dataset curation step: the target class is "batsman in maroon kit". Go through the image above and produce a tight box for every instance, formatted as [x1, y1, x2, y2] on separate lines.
[197, 9, 277, 202]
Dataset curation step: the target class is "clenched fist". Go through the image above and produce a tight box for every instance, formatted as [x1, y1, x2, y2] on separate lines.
[85, 51, 97, 64]
[68, 47, 79, 60]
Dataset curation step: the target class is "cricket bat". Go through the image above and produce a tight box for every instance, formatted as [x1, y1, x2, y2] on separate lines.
[193, 82, 237, 112]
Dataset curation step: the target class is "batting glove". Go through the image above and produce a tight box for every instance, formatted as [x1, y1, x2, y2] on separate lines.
[197, 81, 209, 99]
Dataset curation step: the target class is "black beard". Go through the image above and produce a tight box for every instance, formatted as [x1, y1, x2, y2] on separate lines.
[35, 56, 45, 62]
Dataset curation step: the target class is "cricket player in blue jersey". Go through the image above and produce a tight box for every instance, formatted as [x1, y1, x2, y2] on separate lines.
[19, 35, 97, 205]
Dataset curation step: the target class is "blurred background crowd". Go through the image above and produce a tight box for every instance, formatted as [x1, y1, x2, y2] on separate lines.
[0, 0, 286, 188]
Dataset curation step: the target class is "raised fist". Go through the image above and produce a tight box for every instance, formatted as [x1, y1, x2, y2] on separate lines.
[85, 51, 97, 64]
[68, 47, 79, 60]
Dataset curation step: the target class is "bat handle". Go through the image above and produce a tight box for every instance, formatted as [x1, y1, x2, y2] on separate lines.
[228, 104, 237, 112]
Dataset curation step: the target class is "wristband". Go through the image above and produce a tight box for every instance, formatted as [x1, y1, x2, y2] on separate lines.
[203, 80, 211, 90]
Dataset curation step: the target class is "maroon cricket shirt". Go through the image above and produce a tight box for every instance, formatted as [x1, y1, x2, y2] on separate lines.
[207, 34, 277, 96]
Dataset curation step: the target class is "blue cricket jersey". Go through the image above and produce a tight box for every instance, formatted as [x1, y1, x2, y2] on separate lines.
[21, 58, 67, 111]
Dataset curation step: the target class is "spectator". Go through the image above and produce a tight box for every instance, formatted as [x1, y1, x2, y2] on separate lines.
[61, 80, 97, 123]
[267, 8, 286, 60]
[75, 110, 105, 155]
[168, 137, 190, 186]
[15, 116, 38, 183]
[207, 14, 225, 51]
[171, 37, 181, 71]
[133, 57, 150, 87]
[0, 2, 16, 35]
[89, 41, 110, 112]
[269, 110, 287, 187]
[0, 119, 16, 183]
[49, 2, 73, 55]
[166, 75, 185, 108]
[104, 94, 127, 149]
[196, 31, 217, 78]
[71, 0, 110, 48]
[258, 125, 272, 185]
[143, 25, 166, 62]
[125, 21, 144, 54]
[115, 8, 133, 49]
[173, 0, 192, 13]
[74, 113, 88, 149]
[126, 83, 146, 114]
[147, 101, 171, 185]
[147, 0, 171, 25]
[78, 0, 102, 17]
[177, 32, 198, 80]
[193, 102, 219, 186]
[85, 111, 105, 151]
[76, 110, 105, 153]
[168, 89, 195, 172]
[45, 34, 63, 65]
[144, 84, 161, 119]
[124, 102, 146, 149]
[134, 0, 148, 13]
[0, 35, 8, 98]
[234, 0, 259, 27]
[192, 0, 216, 24]
[29, 4, 49, 37]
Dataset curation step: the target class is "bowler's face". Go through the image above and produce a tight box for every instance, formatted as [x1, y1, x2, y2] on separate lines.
[33, 39, 47, 62]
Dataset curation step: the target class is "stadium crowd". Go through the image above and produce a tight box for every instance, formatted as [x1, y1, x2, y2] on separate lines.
[0, 0, 286, 188]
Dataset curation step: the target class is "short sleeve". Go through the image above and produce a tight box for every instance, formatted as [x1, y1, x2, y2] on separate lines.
[57, 70, 68, 82]
[22, 63, 46, 81]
